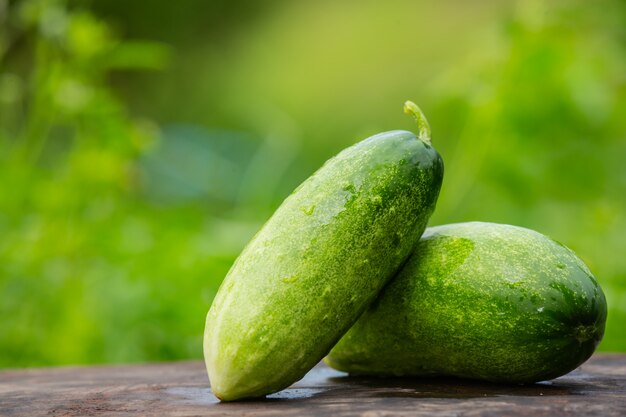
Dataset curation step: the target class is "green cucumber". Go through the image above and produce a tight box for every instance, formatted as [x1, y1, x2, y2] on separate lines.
[204, 102, 444, 400]
[326, 222, 607, 383]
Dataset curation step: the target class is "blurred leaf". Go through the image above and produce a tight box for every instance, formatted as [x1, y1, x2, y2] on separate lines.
[66, 11, 112, 58]
[104, 41, 171, 71]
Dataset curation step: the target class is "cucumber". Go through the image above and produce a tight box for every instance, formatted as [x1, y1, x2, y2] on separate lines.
[326, 222, 607, 383]
[204, 102, 444, 400]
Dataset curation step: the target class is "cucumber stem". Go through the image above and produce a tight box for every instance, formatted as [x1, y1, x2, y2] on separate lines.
[404, 100, 431, 145]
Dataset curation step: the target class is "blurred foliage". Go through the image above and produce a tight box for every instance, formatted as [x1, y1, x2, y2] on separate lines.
[1, 0, 625, 368]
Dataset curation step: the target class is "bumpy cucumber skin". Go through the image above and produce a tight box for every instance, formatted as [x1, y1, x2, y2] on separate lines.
[204, 130, 443, 400]
[326, 222, 607, 383]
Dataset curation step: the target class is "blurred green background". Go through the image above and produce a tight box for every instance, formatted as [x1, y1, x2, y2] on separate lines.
[1, 0, 625, 368]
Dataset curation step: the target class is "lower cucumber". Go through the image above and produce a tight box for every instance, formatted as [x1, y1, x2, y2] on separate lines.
[326, 222, 607, 383]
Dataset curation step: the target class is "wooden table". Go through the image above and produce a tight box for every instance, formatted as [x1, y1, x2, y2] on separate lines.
[1, 354, 624, 416]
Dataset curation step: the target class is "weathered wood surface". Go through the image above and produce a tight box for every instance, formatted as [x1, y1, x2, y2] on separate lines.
[0, 354, 625, 416]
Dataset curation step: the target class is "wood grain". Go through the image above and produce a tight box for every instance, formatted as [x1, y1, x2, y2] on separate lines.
[1, 354, 625, 416]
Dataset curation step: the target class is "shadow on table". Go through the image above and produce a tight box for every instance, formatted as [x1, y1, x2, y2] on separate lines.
[255, 369, 592, 403]
[315, 374, 582, 400]
[178, 367, 595, 405]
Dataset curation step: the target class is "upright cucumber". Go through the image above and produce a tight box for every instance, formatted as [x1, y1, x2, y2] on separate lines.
[204, 102, 443, 400]
[326, 222, 607, 383]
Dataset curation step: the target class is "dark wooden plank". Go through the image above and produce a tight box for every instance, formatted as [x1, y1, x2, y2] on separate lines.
[1, 354, 625, 416]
